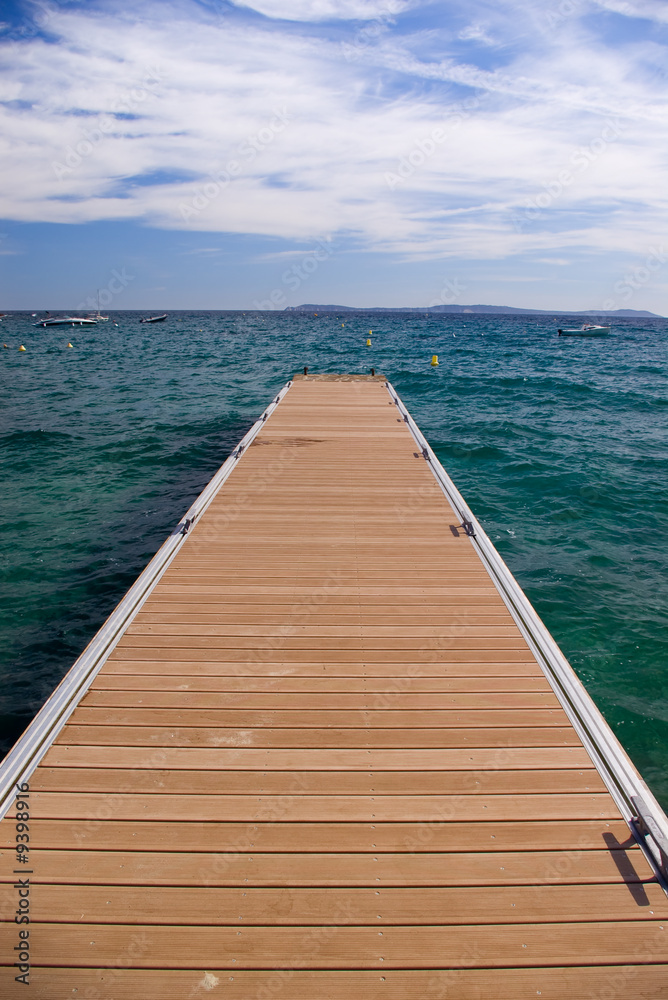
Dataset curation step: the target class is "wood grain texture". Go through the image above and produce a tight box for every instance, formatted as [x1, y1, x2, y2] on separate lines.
[1, 378, 663, 997]
[3, 968, 668, 1000]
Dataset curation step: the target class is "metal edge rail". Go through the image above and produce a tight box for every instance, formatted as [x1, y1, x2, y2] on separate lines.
[0, 379, 293, 821]
[385, 379, 668, 888]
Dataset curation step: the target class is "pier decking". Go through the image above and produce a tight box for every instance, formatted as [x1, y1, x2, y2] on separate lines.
[2, 374, 668, 997]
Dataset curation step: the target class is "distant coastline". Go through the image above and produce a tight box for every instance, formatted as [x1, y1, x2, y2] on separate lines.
[285, 304, 663, 318]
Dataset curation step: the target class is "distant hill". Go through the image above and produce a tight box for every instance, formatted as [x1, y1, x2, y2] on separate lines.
[285, 304, 663, 318]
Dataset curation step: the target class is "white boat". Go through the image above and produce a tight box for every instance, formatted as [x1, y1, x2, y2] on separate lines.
[557, 324, 610, 337]
[87, 290, 109, 321]
[34, 316, 98, 327]
[140, 313, 168, 323]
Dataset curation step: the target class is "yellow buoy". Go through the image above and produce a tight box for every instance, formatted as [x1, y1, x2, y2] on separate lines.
[431, 354, 439, 366]
[342, 323, 344, 327]
[67, 342, 73, 348]
[366, 338, 371, 347]
[3, 344, 8, 349]
[19, 345, 26, 352]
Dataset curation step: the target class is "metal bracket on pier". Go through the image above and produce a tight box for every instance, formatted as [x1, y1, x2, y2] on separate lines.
[234, 443, 245, 459]
[632, 796, 668, 878]
[174, 517, 194, 536]
[457, 518, 476, 538]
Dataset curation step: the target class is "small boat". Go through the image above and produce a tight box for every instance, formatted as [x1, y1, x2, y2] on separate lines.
[34, 316, 98, 327]
[87, 291, 109, 322]
[140, 314, 168, 323]
[557, 324, 610, 337]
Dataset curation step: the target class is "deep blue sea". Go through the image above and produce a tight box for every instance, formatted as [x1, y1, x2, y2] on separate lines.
[1, 310, 666, 804]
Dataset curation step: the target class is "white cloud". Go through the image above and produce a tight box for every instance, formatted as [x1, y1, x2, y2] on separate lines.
[0, 0, 666, 267]
[457, 22, 494, 45]
[594, 1, 668, 23]
[233, 0, 411, 21]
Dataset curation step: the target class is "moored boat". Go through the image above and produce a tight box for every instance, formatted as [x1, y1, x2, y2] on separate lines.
[87, 290, 109, 321]
[140, 314, 168, 323]
[34, 316, 98, 327]
[558, 323, 610, 337]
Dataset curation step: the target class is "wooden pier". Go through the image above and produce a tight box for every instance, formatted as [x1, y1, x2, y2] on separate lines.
[2, 373, 668, 997]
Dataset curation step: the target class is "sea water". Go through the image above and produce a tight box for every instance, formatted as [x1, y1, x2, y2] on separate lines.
[1, 311, 666, 804]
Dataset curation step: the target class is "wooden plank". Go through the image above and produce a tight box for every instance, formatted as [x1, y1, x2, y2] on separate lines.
[0, 848, 653, 885]
[19, 883, 668, 926]
[55, 725, 582, 747]
[147, 586, 504, 597]
[16, 819, 633, 853]
[6, 791, 618, 822]
[107, 648, 538, 662]
[42, 745, 593, 770]
[4, 968, 668, 1000]
[126, 624, 524, 637]
[67, 708, 569, 727]
[135, 612, 520, 624]
[115, 636, 531, 651]
[80, 691, 561, 710]
[3, 921, 666, 968]
[101, 660, 543, 676]
[139, 601, 516, 613]
[91, 674, 553, 693]
[140, 594, 515, 606]
[29, 766, 607, 795]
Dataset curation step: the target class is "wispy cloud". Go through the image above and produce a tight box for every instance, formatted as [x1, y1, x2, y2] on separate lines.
[594, 1, 668, 24]
[0, 0, 666, 272]
[180, 246, 224, 255]
[235, 0, 413, 20]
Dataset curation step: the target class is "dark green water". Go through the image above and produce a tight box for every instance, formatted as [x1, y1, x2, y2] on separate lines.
[1, 311, 666, 804]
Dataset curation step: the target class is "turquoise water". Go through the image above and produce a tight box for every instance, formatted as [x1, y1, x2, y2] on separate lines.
[1, 311, 666, 804]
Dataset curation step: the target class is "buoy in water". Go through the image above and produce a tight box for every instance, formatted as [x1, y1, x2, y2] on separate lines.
[67, 342, 73, 348]
[431, 354, 439, 366]
[19, 345, 26, 352]
[3, 344, 8, 349]
[366, 338, 371, 346]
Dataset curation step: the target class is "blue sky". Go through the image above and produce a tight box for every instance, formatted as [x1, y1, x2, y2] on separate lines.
[0, 0, 666, 311]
